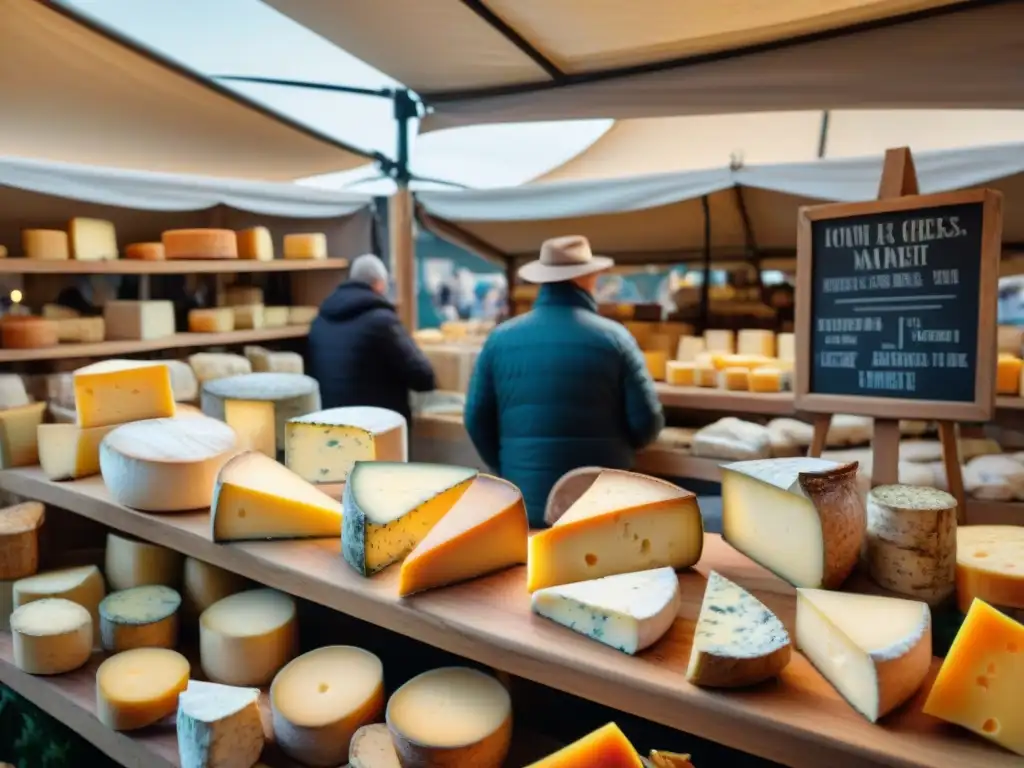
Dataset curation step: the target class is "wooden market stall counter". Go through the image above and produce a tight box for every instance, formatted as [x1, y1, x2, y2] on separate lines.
[0, 467, 1016, 768]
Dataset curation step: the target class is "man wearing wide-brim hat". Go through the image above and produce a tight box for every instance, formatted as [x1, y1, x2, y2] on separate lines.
[464, 235, 665, 527]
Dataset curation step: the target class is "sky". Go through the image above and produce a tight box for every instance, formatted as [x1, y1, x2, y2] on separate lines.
[61, 0, 612, 193]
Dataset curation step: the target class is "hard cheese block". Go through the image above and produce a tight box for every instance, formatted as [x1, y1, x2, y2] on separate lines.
[796, 588, 931, 722]
[342, 462, 478, 576]
[211, 451, 343, 541]
[182, 557, 249, 618]
[387, 668, 512, 768]
[99, 584, 181, 652]
[956, 526, 1024, 618]
[14, 565, 105, 645]
[96, 647, 190, 730]
[526, 722, 642, 768]
[236, 226, 274, 261]
[73, 359, 176, 428]
[721, 458, 865, 589]
[200, 589, 298, 686]
[285, 406, 408, 484]
[0, 402, 46, 469]
[37, 422, 116, 481]
[349, 724, 400, 768]
[686, 571, 791, 687]
[527, 469, 703, 592]
[100, 417, 237, 512]
[69, 218, 117, 260]
[283, 233, 327, 259]
[177, 680, 265, 768]
[399, 474, 528, 597]
[271, 645, 385, 766]
[0, 501, 44, 580]
[737, 329, 775, 357]
[103, 300, 176, 340]
[10, 598, 93, 675]
[189, 308, 235, 333]
[531, 567, 679, 655]
[54, 316, 104, 343]
[232, 304, 263, 330]
[163, 229, 238, 259]
[104, 532, 183, 591]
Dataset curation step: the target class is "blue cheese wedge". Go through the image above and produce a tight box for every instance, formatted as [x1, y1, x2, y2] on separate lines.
[176, 679, 264, 768]
[686, 571, 791, 687]
[530, 567, 680, 654]
[285, 406, 407, 484]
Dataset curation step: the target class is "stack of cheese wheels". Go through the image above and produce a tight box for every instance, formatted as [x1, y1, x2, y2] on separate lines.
[162, 229, 238, 259]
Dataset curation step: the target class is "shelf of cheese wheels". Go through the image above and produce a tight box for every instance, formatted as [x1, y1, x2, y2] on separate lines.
[0, 362, 1021, 767]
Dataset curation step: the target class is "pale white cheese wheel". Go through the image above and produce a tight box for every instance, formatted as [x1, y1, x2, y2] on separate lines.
[99, 417, 237, 512]
[104, 532, 183, 591]
[10, 598, 92, 675]
[201, 373, 320, 452]
[200, 589, 298, 686]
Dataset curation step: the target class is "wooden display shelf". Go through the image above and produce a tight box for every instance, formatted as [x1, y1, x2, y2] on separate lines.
[0, 326, 310, 363]
[654, 384, 795, 415]
[0, 468, 1015, 768]
[0, 258, 348, 275]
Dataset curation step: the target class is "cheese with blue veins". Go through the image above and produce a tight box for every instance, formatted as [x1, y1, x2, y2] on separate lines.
[176, 679, 264, 768]
[285, 406, 407, 484]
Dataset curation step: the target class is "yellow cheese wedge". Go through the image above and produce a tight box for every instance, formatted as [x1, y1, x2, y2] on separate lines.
[200, 589, 297, 686]
[721, 367, 749, 391]
[10, 598, 92, 675]
[956, 526, 1024, 617]
[0, 402, 46, 469]
[997, 354, 1023, 396]
[0, 501, 44, 580]
[37, 422, 116, 481]
[96, 647, 190, 730]
[749, 367, 783, 393]
[525, 722, 642, 767]
[695, 364, 717, 388]
[73, 359, 175, 428]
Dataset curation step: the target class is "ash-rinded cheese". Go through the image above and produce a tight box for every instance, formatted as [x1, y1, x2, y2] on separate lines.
[349, 724, 401, 768]
[796, 588, 931, 723]
[285, 406, 408, 484]
[865, 485, 957, 604]
[0, 501, 44, 580]
[386, 668, 512, 768]
[96, 647, 190, 731]
[99, 584, 181, 652]
[342, 462, 478, 576]
[686, 571, 791, 688]
[721, 458, 865, 589]
[528, 722, 641, 767]
[37, 423, 116, 481]
[955, 526, 1024, 618]
[531, 567, 679, 655]
[103, 300, 176, 340]
[73, 359, 176, 428]
[211, 451, 343, 542]
[177, 680, 265, 768]
[0, 402, 46, 469]
[200, 589, 298, 686]
[105, 533, 183, 591]
[100, 417, 238, 512]
[14, 565, 105, 645]
[10, 598, 93, 675]
[271, 646, 385, 766]
[236, 226, 274, 261]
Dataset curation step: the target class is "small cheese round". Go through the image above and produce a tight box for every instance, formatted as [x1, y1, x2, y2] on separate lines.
[14, 564, 106, 646]
[96, 647, 190, 731]
[162, 229, 238, 260]
[10, 598, 92, 675]
[386, 667, 512, 768]
[99, 417, 238, 512]
[125, 242, 165, 261]
[0, 501, 45, 580]
[99, 585, 181, 652]
[349, 724, 400, 768]
[200, 589, 297, 686]
[182, 557, 249, 618]
[104, 532, 183, 591]
[271, 646, 385, 766]
[1, 317, 58, 349]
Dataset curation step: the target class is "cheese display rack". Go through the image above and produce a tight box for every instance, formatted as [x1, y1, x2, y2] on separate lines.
[0, 467, 1016, 768]
[0, 258, 350, 275]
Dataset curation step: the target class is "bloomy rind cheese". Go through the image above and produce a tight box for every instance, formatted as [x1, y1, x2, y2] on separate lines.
[200, 589, 298, 686]
[10, 598, 93, 675]
[98, 584, 181, 652]
[176, 680, 265, 768]
[0, 501, 44, 580]
[96, 647, 190, 730]
[525, 722, 642, 767]
[349, 723, 401, 768]
[955, 526, 1024, 617]
[104, 532, 184, 591]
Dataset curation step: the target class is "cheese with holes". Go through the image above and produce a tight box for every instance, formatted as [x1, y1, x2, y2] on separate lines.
[69, 218, 117, 260]
[0, 402, 45, 469]
[526, 722, 641, 767]
[182, 558, 249, 618]
[342, 462, 478, 576]
[1, 317, 57, 348]
[100, 417, 237, 512]
[97, 647, 190, 730]
[10, 598, 92, 674]
[37, 422, 115, 481]
[289, 306, 317, 325]
[998, 354, 1022, 395]
[737, 329, 775, 357]
[350, 724, 400, 768]
[527, 469, 703, 592]
[286, 406, 407, 484]
[177, 680, 265, 768]
[532, 567, 679, 655]
[865, 485, 956, 604]
[163, 229, 238, 259]
[796, 588, 931, 722]
[0, 502, 44, 580]
[14, 565, 105, 645]
[231, 304, 263, 330]
[103, 300, 176, 340]
[104, 532, 183, 591]
[399, 474, 528, 597]
[189, 308, 234, 333]
[284, 233, 327, 260]
[643, 351, 667, 381]
[200, 589, 298, 686]
[686, 571, 791, 687]
[264, 306, 289, 328]
[722, 458, 865, 589]
[676, 336, 705, 362]
[211, 451, 343, 541]
[665, 361, 695, 386]
[189, 353, 251, 384]
[749, 367, 783, 393]
[244, 346, 303, 374]
[956, 526, 1024, 617]
[387, 668, 512, 768]
[721, 367, 749, 391]
[924, 599, 1024, 756]
[125, 242, 164, 260]
[237, 226, 274, 261]
[202, 372, 321, 453]
[704, 329, 735, 353]
[271, 646, 385, 766]
[23, 229, 69, 260]
[99, 584, 180, 652]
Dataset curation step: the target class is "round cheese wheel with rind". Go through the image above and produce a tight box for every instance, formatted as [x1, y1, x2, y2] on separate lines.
[99, 417, 237, 512]
[200, 588, 298, 686]
[201, 372, 320, 452]
[104, 532, 183, 591]
[10, 598, 92, 675]
[0, 501, 44, 580]
[98, 584, 181, 652]
[96, 647, 190, 731]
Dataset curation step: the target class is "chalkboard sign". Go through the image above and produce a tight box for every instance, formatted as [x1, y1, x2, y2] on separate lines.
[795, 188, 1002, 422]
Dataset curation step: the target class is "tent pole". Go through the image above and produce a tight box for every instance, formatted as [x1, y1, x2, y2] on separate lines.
[699, 195, 711, 331]
[817, 110, 831, 158]
[390, 89, 417, 330]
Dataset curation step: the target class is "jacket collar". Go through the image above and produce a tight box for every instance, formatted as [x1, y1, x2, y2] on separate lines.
[533, 281, 598, 313]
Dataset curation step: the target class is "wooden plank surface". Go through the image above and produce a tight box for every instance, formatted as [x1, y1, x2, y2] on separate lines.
[0, 258, 348, 275]
[655, 384, 795, 415]
[0, 469, 1014, 768]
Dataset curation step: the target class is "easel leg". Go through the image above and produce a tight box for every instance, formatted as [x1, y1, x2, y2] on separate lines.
[809, 414, 832, 458]
[871, 419, 901, 487]
[938, 421, 967, 525]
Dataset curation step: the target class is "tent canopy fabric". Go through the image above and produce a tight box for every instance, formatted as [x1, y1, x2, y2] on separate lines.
[2, 0, 375, 181]
[264, 0, 1024, 130]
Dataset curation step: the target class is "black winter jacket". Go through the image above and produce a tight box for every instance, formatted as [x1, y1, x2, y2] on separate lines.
[308, 282, 435, 422]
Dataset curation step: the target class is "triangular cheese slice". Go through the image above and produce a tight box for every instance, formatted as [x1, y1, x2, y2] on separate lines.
[211, 451, 343, 541]
[531, 567, 679, 655]
[177, 681, 264, 767]
[342, 462, 478, 576]
[525, 722, 642, 767]
[398, 475, 527, 597]
[686, 571, 791, 687]
[796, 588, 931, 722]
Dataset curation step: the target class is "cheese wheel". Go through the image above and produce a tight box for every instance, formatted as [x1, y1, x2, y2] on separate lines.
[99, 584, 180, 652]
[13, 565, 105, 645]
[0, 501, 44, 580]
[125, 242, 165, 260]
[350, 724, 401, 768]
[237, 227, 274, 261]
[105, 532, 184, 591]
[387, 668, 512, 768]
[10, 598, 92, 675]
[96, 647, 190, 730]
[1, 317, 58, 349]
[271, 646, 385, 766]
[225, 286, 265, 306]
[22, 229, 69, 260]
[162, 229, 238, 260]
[283, 233, 327, 260]
[200, 589, 298, 686]
[99, 417, 238, 512]
[285, 406, 408, 484]
[956, 526, 1024, 617]
[182, 557, 250, 618]
[189, 308, 235, 333]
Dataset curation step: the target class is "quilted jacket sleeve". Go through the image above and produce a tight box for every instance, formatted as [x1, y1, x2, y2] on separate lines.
[464, 340, 500, 471]
[619, 335, 665, 449]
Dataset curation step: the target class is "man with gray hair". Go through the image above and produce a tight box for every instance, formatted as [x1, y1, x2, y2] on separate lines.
[308, 253, 435, 422]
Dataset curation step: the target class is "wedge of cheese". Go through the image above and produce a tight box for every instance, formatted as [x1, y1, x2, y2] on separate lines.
[177, 680, 265, 768]
[399, 475, 528, 597]
[721, 458, 865, 589]
[73, 360, 175, 428]
[37, 422, 116, 481]
[342, 462, 478, 576]
[796, 588, 931, 722]
[286, 406, 408, 484]
[0, 402, 46, 469]
[525, 722, 642, 767]
[956, 526, 1024, 618]
[211, 451, 343, 541]
[686, 571, 791, 687]
[526, 469, 703, 592]
[531, 567, 679, 655]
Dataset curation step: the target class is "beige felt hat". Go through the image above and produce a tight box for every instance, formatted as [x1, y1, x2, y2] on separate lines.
[517, 235, 614, 284]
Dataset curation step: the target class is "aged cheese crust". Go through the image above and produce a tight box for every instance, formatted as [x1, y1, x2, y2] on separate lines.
[0, 501, 44, 580]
